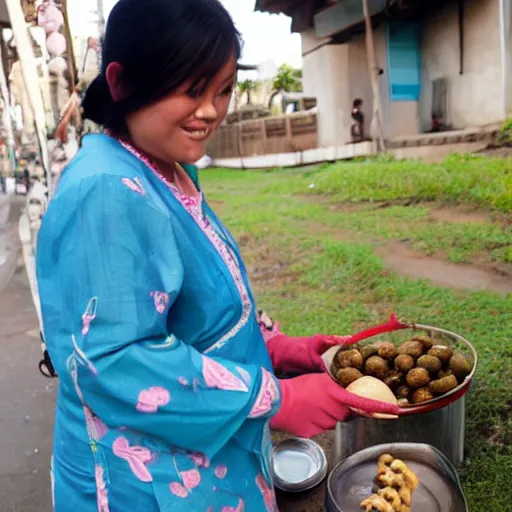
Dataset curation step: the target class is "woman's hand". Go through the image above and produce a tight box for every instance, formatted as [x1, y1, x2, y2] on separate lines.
[266, 333, 351, 374]
[270, 373, 399, 438]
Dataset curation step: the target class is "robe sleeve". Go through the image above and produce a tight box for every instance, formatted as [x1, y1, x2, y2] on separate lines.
[68, 174, 280, 458]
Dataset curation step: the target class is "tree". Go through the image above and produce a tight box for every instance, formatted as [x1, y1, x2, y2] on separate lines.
[237, 79, 257, 105]
[268, 64, 303, 109]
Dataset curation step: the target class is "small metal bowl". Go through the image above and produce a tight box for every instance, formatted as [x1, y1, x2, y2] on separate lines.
[271, 437, 328, 493]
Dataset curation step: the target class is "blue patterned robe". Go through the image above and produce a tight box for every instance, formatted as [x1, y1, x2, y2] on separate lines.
[36, 134, 281, 512]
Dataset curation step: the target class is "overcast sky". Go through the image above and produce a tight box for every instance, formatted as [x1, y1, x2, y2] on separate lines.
[97, 0, 302, 70]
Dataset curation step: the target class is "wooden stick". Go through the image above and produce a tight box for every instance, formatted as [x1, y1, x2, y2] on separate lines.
[362, 0, 386, 151]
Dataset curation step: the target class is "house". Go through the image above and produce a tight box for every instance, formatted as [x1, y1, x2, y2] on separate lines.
[255, 0, 512, 148]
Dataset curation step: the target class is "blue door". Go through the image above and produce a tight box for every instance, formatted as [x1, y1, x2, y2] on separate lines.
[387, 21, 421, 101]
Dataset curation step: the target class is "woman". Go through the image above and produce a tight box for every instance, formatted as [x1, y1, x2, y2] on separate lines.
[36, 1, 398, 510]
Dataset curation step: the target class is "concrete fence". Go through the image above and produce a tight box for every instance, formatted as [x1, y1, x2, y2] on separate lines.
[207, 112, 318, 159]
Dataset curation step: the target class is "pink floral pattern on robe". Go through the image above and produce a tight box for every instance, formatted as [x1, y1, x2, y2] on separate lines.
[95, 465, 110, 512]
[202, 356, 248, 392]
[248, 369, 279, 419]
[112, 437, 154, 482]
[150, 291, 169, 314]
[136, 386, 171, 413]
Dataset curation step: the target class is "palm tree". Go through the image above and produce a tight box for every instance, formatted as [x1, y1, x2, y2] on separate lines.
[268, 64, 303, 109]
[237, 79, 257, 105]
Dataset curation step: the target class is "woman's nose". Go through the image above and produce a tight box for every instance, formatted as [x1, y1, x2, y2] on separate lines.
[195, 99, 217, 121]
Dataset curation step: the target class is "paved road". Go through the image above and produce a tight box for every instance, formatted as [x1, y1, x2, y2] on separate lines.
[0, 195, 55, 512]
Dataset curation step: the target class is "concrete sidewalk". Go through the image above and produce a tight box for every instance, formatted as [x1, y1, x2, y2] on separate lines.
[0, 197, 55, 512]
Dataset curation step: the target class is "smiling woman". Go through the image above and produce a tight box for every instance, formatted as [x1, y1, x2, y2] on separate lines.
[35, 1, 398, 511]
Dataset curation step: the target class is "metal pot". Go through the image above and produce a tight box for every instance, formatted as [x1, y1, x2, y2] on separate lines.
[323, 316, 478, 467]
[325, 443, 468, 512]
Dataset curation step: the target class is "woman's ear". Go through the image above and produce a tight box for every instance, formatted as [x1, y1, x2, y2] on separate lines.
[106, 62, 131, 102]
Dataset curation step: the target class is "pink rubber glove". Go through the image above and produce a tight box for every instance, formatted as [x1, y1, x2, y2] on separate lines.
[266, 333, 351, 374]
[270, 373, 399, 438]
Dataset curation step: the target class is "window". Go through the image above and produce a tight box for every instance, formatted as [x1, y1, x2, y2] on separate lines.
[387, 21, 421, 101]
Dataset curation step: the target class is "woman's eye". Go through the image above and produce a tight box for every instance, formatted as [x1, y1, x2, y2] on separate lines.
[220, 86, 234, 96]
[187, 88, 203, 99]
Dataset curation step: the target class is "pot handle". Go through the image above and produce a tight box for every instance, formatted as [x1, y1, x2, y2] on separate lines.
[344, 314, 411, 345]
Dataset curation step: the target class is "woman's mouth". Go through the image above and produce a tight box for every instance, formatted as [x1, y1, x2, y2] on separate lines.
[182, 127, 211, 141]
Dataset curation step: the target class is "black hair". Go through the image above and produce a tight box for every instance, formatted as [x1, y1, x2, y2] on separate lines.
[353, 98, 363, 108]
[82, 0, 241, 133]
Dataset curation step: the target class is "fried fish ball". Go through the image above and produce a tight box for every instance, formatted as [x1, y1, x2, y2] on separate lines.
[417, 354, 442, 374]
[378, 342, 397, 360]
[335, 348, 364, 370]
[438, 368, 453, 379]
[411, 387, 434, 404]
[427, 345, 453, 364]
[377, 487, 401, 509]
[335, 367, 363, 387]
[360, 344, 380, 360]
[397, 341, 424, 359]
[395, 385, 410, 399]
[365, 356, 390, 380]
[394, 354, 415, 373]
[412, 335, 434, 350]
[378, 454, 395, 466]
[360, 495, 394, 512]
[428, 374, 458, 395]
[449, 353, 472, 381]
[384, 371, 403, 390]
[406, 367, 431, 388]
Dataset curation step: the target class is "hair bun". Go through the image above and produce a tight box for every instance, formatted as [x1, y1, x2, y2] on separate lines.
[82, 75, 113, 126]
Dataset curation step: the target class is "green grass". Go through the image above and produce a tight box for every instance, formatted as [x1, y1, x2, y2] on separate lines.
[201, 157, 512, 511]
[264, 153, 512, 213]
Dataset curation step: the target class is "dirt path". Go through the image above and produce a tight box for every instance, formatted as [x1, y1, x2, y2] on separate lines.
[376, 242, 512, 296]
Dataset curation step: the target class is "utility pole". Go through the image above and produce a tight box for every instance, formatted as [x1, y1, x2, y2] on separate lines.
[97, 0, 106, 36]
[362, 0, 386, 152]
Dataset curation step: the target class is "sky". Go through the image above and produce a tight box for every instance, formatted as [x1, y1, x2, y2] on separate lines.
[72, 0, 302, 74]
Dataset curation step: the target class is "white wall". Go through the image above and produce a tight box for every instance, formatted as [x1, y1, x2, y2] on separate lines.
[420, 0, 503, 129]
[302, 29, 352, 146]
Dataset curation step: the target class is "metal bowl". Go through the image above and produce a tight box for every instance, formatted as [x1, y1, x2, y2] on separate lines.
[271, 437, 328, 493]
[325, 443, 468, 512]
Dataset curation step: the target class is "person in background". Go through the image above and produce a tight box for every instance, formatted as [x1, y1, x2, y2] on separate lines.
[36, 1, 398, 511]
[351, 98, 365, 143]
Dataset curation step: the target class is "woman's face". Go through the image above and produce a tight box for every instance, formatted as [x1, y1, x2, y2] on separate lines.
[126, 55, 236, 165]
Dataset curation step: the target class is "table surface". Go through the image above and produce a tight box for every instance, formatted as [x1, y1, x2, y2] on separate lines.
[273, 431, 336, 512]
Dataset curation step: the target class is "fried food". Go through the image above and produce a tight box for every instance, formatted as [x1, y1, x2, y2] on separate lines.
[411, 387, 434, 404]
[449, 353, 472, 381]
[397, 341, 424, 359]
[365, 356, 390, 380]
[417, 354, 442, 374]
[427, 345, 453, 364]
[406, 367, 431, 388]
[361, 455, 419, 512]
[335, 367, 363, 387]
[335, 348, 364, 370]
[378, 342, 397, 360]
[428, 374, 458, 395]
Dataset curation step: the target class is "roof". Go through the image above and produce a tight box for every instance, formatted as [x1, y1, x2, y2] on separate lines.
[237, 63, 258, 71]
[255, 0, 317, 33]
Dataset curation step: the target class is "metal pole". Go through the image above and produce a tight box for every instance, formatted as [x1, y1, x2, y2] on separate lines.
[97, 0, 106, 36]
[362, 0, 386, 152]
[5, 0, 52, 194]
[0, 39, 16, 173]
